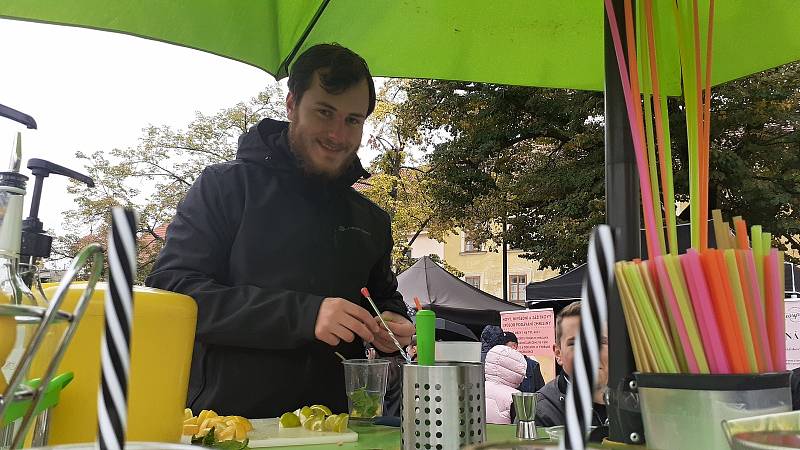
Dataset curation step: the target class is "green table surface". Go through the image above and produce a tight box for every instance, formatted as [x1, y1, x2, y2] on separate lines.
[251, 423, 563, 450]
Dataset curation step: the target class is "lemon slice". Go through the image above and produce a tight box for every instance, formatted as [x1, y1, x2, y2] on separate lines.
[310, 404, 332, 416]
[302, 416, 324, 431]
[334, 413, 349, 433]
[279, 412, 301, 428]
[323, 415, 338, 432]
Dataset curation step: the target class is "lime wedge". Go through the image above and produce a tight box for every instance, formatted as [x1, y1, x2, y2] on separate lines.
[278, 412, 300, 428]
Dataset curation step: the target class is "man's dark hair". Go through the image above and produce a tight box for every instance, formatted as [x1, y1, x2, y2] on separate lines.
[556, 301, 582, 345]
[288, 43, 376, 116]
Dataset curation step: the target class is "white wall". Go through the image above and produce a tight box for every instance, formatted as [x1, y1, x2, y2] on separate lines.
[409, 231, 445, 259]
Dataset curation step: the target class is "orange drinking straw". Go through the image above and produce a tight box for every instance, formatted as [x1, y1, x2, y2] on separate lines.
[714, 249, 752, 372]
[734, 217, 750, 250]
[413, 297, 423, 311]
[700, 250, 748, 373]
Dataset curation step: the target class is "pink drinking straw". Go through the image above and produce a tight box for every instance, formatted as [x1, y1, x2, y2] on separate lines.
[765, 250, 786, 371]
[681, 250, 730, 373]
[654, 256, 699, 373]
[741, 250, 773, 371]
[603, 0, 663, 260]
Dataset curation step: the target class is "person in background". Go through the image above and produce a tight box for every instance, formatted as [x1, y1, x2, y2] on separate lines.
[534, 301, 608, 427]
[484, 344, 528, 424]
[480, 325, 505, 363]
[500, 331, 546, 393]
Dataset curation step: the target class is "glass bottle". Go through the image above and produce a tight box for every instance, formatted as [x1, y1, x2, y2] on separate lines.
[0, 135, 42, 388]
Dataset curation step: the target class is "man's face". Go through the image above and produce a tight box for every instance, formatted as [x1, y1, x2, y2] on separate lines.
[553, 316, 609, 391]
[286, 71, 368, 179]
[505, 341, 519, 351]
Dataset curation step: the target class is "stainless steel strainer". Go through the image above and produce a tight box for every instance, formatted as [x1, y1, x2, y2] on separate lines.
[401, 362, 486, 450]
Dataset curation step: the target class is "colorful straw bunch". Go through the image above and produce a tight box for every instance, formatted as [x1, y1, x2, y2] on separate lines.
[604, 0, 716, 258]
[616, 211, 786, 374]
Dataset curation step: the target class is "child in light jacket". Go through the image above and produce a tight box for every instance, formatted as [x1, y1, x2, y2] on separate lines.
[484, 344, 527, 424]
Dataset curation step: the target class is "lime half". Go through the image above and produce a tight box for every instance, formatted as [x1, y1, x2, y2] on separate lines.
[278, 412, 300, 428]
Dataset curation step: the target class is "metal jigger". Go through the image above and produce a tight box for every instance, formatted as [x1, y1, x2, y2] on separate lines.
[512, 392, 539, 440]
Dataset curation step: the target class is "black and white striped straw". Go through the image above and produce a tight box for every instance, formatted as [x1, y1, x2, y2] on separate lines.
[97, 207, 138, 450]
[562, 225, 614, 450]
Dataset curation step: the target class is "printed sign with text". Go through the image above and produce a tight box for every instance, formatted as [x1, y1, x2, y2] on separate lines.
[786, 298, 800, 370]
[500, 308, 556, 382]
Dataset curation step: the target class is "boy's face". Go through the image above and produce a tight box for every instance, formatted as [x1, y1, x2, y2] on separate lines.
[553, 316, 608, 391]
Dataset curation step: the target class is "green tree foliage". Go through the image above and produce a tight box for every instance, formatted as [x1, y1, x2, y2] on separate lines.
[388, 80, 607, 271]
[388, 62, 800, 270]
[358, 81, 454, 274]
[670, 62, 800, 258]
[54, 87, 286, 281]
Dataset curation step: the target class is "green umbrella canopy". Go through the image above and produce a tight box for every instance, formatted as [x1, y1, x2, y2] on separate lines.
[1, 0, 798, 93]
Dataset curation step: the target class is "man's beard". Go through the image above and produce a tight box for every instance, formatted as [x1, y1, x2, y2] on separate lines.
[288, 124, 357, 181]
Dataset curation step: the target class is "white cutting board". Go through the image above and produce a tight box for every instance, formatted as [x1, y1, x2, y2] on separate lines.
[247, 418, 358, 448]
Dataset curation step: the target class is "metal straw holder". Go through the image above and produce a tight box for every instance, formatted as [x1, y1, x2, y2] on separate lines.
[636, 372, 792, 450]
[402, 362, 486, 450]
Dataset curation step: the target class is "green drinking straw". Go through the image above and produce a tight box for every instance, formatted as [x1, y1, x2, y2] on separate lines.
[624, 263, 678, 373]
[724, 249, 758, 372]
[638, 7, 666, 257]
[642, 260, 688, 372]
[751, 225, 765, 313]
[665, 254, 709, 373]
[650, 3, 679, 255]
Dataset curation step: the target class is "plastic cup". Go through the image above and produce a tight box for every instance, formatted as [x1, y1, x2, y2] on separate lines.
[342, 359, 389, 420]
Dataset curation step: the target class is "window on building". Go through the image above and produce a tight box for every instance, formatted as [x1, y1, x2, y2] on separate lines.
[509, 274, 527, 302]
[463, 233, 482, 253]
[465, 276, 481, 289]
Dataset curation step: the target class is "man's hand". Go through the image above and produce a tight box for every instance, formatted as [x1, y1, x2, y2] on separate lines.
[315, 297, 381, 346]
[372, 311, 415, 353]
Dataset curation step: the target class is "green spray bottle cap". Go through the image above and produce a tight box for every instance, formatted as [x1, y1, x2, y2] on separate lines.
[415, 309, 436, 366]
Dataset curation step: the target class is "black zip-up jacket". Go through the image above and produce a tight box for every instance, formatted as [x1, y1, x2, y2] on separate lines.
[145, 118, 408, 418]
[534, 372, 607, 427]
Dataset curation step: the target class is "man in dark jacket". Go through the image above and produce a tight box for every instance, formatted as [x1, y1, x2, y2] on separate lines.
[535, 301, 608, 427]
[500, 332, 546, 393]
[146, 44, 414, 418]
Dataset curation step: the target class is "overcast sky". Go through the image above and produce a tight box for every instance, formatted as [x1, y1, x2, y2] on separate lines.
[0, 19, 384, 245]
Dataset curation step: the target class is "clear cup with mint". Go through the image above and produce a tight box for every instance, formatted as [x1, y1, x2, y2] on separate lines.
[342, 359, 389, 420]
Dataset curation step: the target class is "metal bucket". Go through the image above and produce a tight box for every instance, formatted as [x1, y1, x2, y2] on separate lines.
[636, 372, 792, 450]
[401, 362, 485, 450]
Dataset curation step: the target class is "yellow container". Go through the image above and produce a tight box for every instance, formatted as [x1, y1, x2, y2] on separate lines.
[42, 283, 197, 445]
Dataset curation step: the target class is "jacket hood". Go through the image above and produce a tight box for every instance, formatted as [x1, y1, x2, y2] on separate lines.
[236, 117, 370, 187]
[484, 345, 527, 388]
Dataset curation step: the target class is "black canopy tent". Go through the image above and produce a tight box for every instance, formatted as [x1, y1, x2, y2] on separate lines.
[397, 256, 523, 337]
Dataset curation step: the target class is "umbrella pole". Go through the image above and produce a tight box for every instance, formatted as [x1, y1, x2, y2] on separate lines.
[604, 0, 645, 444]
